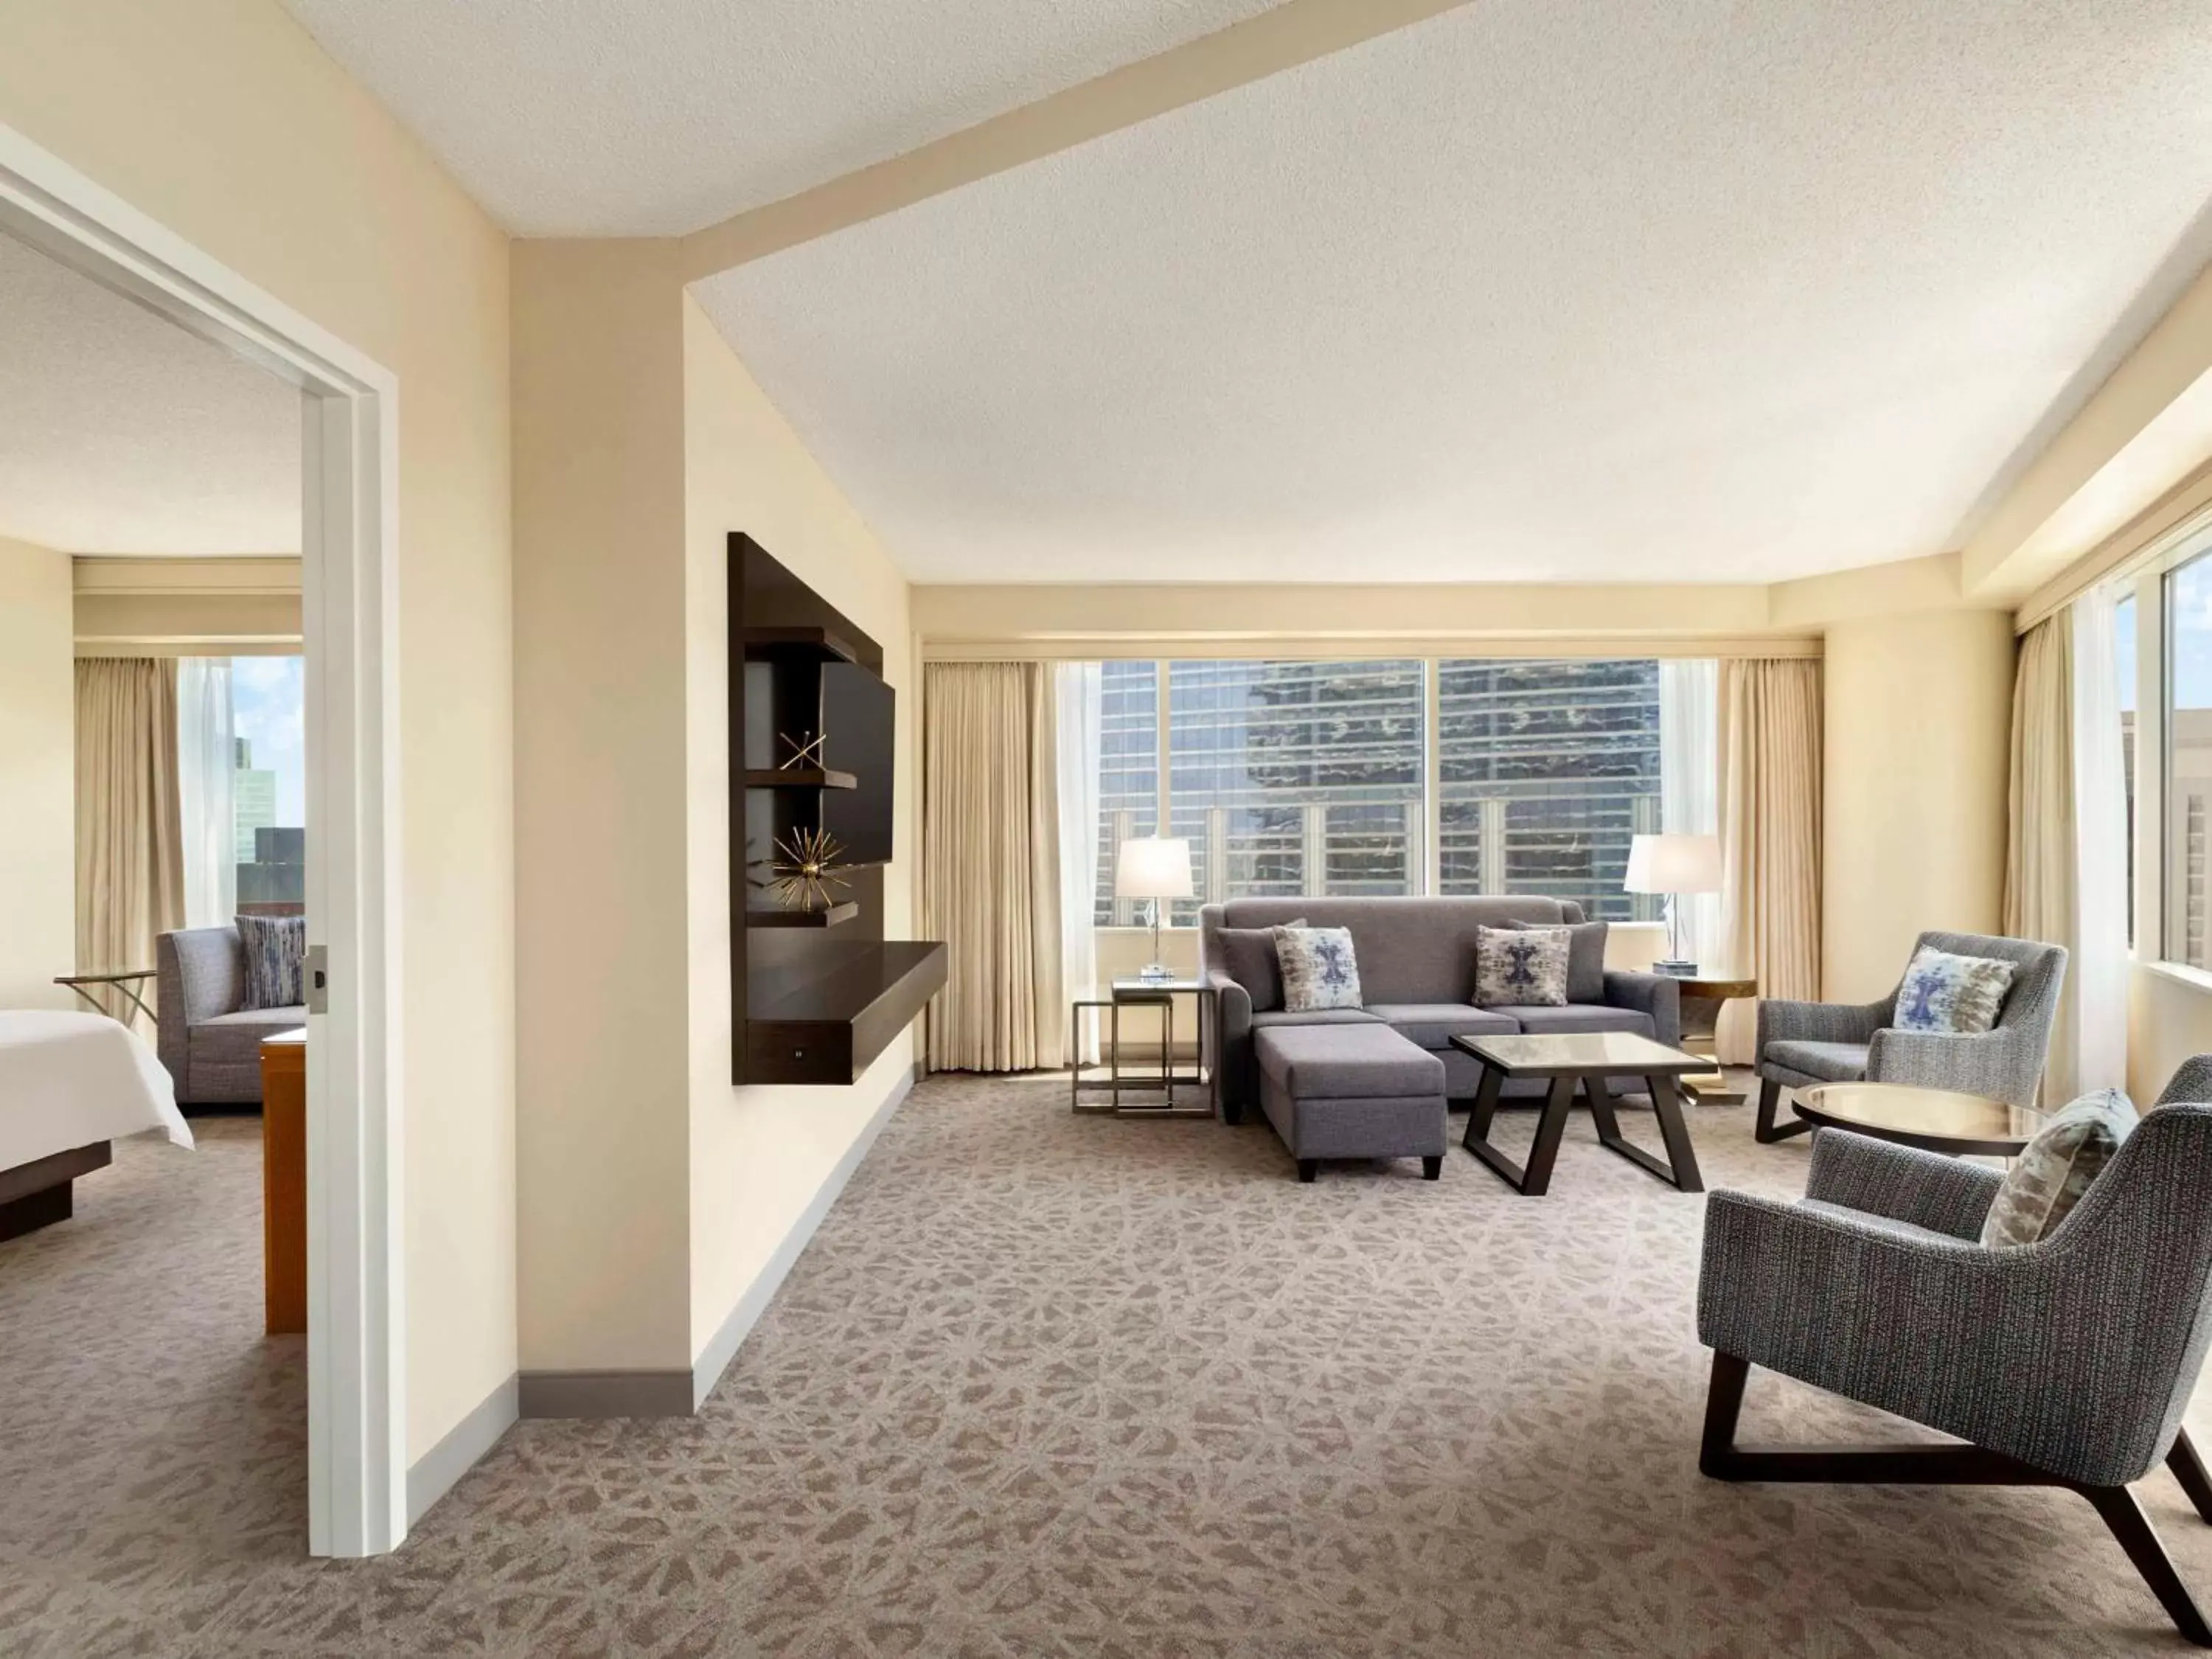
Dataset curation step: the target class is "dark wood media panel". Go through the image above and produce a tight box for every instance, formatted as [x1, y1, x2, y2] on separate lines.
[729, 533, 945, 1085]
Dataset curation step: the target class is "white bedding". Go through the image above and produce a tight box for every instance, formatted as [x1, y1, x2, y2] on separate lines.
[0, 1009, 193, 1169]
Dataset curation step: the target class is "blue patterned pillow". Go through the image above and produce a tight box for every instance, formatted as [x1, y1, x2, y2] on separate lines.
[1270, 926, 1363, 1012]
[236, 914, 307, 1010]
[1473, 926, 1570, 1008]
[1894, 946, 2016, 1034]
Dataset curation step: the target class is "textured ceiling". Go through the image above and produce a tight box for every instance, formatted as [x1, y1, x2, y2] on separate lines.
[0, 234, 299, 556]
[697, 0, 2212, 585]
[281, 0, 1284, 236]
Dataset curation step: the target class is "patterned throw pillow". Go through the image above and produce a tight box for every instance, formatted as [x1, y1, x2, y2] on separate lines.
[1215, 919, 1304, 1012]
[1503, 917, 1607, 1004]
[1270, 926, 1363, 1013]
[1473, 926, 1570, 1008]
[237, 913, 307, 1009]
[1893, 947, 2017, 1034]
[1980, 1088, 2137, 1248]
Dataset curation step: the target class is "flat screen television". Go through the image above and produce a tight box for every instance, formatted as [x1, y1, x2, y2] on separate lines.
[820, 661, 895, 866]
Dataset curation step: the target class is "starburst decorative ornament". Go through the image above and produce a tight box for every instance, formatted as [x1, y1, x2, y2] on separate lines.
[765, 826, 851, 912]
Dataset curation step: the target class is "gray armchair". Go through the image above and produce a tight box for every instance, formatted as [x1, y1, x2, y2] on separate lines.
[156, 925, 307, 1105]
[1754, 929, 2066, 1142]
[1697, 1057, 2212, 1646]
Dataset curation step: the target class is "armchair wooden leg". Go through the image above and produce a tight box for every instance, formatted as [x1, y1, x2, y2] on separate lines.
[1697, 1350, 2212, 1647]
[2171, 1430, 2212, 1524]
[2082, 1484, 2212, 1646]
[1754, 1077, 1812, 1144]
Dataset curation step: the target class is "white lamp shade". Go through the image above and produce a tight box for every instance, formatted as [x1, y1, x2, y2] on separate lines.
[1624, 832, 1722, 895]
[1114, 836, 1194, 900]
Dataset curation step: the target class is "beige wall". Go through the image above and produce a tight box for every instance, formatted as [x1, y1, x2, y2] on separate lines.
[74, 556, 302, 654]
[0, 0, 518, 1467]
[681, 298, 918, 1366]
[0, 535, 77, 1008]
[1822, 608, 2016, 1000]
[511, 240, 694, 1374]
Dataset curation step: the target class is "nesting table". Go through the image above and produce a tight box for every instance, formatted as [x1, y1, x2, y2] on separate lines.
[1069, 978, 1218, 1119]
[1452, 1031, 1707, 1196]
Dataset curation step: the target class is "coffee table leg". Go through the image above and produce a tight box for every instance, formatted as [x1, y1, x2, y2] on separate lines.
[1519, 1074, 1577, 1197]
[1464, 1062, 1503, 1152]
[1647, 1074, 1703, 1192]
[1582, 1072, 1623, 1143]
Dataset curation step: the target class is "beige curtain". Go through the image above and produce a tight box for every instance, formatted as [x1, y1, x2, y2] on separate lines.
[922, 662, 1062, 1071]
[2002, 616, 2078, 1099]
[1717, 658, 1823, 1063]
[75, 658, 185, 1030]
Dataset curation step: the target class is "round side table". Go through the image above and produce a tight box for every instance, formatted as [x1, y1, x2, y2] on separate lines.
[1793, 1081, 2045, 1157]
[1673, 975, 1756, 1105]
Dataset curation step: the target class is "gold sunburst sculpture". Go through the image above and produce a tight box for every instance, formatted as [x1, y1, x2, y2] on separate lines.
[765, 826, 851, 912]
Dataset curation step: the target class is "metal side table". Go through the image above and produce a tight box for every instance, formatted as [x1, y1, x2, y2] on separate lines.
[1069, 978, 1218, 1119]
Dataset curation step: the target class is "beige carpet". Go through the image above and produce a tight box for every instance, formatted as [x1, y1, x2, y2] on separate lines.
[4, 1078, 2211, 1656]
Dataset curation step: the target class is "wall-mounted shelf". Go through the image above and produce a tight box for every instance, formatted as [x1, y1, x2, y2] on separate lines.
[742, 768, 856, 791]
[745, 901, 860, 929]
[747, 942, 948, 1085]
[741, 625, 859, 666]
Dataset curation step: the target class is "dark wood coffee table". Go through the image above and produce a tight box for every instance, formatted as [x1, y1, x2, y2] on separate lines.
[1451, 1031, 1707, 1196]
[1792, 1082, 2045, 1157]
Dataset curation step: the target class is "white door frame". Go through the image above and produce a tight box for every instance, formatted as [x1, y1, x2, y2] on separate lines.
[0, 125, 406, 1557]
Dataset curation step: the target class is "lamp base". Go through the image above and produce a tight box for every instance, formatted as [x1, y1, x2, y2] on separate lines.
[1654, 959, 1700, 978]
[1138, 963, 1175, 982]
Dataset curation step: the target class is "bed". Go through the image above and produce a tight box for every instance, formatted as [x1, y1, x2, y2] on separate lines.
[0, 1010, 193, 1239]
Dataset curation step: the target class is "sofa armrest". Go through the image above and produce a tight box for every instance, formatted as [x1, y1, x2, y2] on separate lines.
[1602, 970, 1680, 1048]
[1804, 1128, 2002, 1241]
[1757, 995, 1891, 1051]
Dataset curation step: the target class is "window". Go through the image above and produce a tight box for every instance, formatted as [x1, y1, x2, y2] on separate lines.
[178, 654, 306, 925]
[1167, 660, 1423, 922]
[2117, 592, 2136, 941]
[1089, 655, 1682, 925]
[2166, 555, 2212, 967]
[1437, 658, 1660, 919]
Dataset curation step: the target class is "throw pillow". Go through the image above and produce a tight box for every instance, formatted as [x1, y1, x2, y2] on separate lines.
[1214, 919, 1304, 1012]
[1980, 1088, 2138, 1248]
[1270, 925, 1363, 1012]
[1503, 917, 1607, 1004]
[1894, 946, 2017, 1034]
[237, 913, 307, 1010]
[1473, 925, 1570, 1008]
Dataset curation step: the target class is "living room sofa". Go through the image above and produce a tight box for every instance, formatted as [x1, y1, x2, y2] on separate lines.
[1200, 897, 1682, 1119]
[156, 925, 307, 1106]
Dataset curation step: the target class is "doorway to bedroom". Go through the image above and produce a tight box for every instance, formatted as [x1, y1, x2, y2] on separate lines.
[0, 120, 397, 1559]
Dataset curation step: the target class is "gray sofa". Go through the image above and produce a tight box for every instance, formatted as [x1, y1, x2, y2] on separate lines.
[1200, 897, 1681, 1121]
[156, 925, 307, 1106]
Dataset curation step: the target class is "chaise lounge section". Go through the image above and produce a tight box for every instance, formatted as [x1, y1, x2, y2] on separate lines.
[1200, 897, 1683, 1127]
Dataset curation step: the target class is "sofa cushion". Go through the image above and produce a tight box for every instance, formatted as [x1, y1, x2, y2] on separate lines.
[1502, 918, 1607, 1004]
[1474, 926, 1570, 1008]
[1214, 897, 1585, 1006]
[200, 1005, 310, 1028]
[1980, 1087, 2137, 1248]
[1272, 925, 1364, 1012]
[1895, 945, 2017, 1035]
[1762, 1038, 1870, 1082]
[1250, 1008, 1382, 1032]
[1366, 1003, 1520, 1051]
[1256, 1023, 1443, 1099]
[1216, 920, 1301, 1012]
[1492, 1004, 1655, 1039]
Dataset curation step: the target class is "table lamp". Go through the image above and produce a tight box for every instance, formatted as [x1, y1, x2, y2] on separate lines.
[1115, 836, 1194, 981]
[1624, 832, 1722, 976]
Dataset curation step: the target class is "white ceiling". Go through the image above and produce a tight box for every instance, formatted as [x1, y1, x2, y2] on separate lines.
[694, 0, 2212, 584]
[0, 233, 299, 557]
[281, 0, 1283, 237]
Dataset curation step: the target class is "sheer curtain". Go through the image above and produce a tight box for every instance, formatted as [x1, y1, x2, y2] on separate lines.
[2072, 588, 2129, 1094]
[176, 657, 236, 928]
[1054, 662, 1102, 1064]
[1658, 658, 1720, 969]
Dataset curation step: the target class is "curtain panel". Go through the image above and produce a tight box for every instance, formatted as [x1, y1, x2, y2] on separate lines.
[1716, 658, 1823, 1063]
[922, 662, 1063, 1072]
[76, 658, 186, 1030]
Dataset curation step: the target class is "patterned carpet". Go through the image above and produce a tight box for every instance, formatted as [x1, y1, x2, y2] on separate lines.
[4, 1076, 2211, 1656]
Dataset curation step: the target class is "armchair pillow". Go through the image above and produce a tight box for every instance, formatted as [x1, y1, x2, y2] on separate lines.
[1474, 925, 1569, 1009]
[1980, 1087, 2137, 1248]
[1215, 919, 1304, 1012]
[1503, 917, 1607, 1003]
[1893, 946, 2017, 1034]
[1271, 925, 1363, 1012]
[235, 913, 307, 1010]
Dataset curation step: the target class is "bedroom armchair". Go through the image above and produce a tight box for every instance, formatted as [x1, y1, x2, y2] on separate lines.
[1753, 929, 2066, 1142]
[156, 926, 307, 1106]
[1697, 1059, 2212, 1646]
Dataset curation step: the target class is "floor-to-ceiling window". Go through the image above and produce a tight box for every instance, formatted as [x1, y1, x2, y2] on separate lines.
[1090, 656, 1687, 924]
[177, 653, 306, 925]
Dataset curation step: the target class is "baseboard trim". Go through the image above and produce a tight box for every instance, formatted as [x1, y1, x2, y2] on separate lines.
[406, 1371, 518, 1527]
[690, 1060, 919, 1409]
